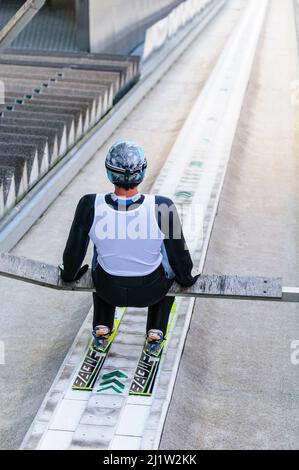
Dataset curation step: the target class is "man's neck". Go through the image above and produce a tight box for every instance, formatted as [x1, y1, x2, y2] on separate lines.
[114, 186, 139, 198]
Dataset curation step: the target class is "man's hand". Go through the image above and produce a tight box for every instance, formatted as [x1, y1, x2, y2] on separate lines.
[190, 273, 201, 286]
[59, 264, 89, 282]
[178, 273, 201, 288]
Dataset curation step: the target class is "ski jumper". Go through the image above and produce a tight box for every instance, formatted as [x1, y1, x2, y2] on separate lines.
[62, 193, 195, 336]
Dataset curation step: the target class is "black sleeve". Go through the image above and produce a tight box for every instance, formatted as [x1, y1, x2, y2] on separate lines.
[62, 194, 96, 282]
[155, 195, 196, 287]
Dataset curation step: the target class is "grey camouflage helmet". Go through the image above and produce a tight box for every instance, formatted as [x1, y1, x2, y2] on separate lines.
[105, 140, 147, 186]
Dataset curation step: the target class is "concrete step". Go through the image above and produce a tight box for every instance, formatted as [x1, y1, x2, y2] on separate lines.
[22, 98, 91, 135]
[0, 143, 39, 191]
[0, 76, 48, 88]
[0, 64, 60, 76]
[0, 144, 39, 190]
[37, 86, 105, 121]
[51, 78, 114, 111]
[3, 84, 47, 95]
[0, 165, 15, 218]
[3, 93, 22, 105]
[4, 49, 140, 75]
[5, 92, 26, 101]
[0, 71, 55, 82]
[0, 113, 69, 152]
[43, 77, 112, 107]
[24, 93, 97, 126]
[0, 57, 131, 89]
[0, 134, 49, 175]
[58, 68, 121, 94]
[0, 154, 27, 200]
[0, 125, 59, 165]
[13, 103, 81, 141]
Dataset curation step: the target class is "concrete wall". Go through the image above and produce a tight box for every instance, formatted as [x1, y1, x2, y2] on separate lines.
[88, 0, 185, 54]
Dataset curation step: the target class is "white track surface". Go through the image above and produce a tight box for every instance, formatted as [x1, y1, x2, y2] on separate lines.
[19, 0, 268, 450]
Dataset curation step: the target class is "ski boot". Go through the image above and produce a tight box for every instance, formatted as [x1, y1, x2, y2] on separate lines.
[92, 325, 111, 352]
[145, 329, 164, 356]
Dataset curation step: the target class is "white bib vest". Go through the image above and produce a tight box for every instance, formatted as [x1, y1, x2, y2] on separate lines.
[89, 194, 165, 276]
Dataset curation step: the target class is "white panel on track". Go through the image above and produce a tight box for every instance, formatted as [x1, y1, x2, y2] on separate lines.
[64, 389, 92, 401]
[110, 435, 142, 450]
[127, 395, 153, 406]
[39, 430, 74, 450]
[70, 424, 115, 450]
[21, 421, 48, 450]
[37, 391, 64, 422]
[116, 405, 151, 437]
[85, 395, 126, 409]
[50, 399, 86, 432]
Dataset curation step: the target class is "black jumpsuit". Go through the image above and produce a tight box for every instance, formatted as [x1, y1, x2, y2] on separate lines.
[62, 193, 196, 336]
